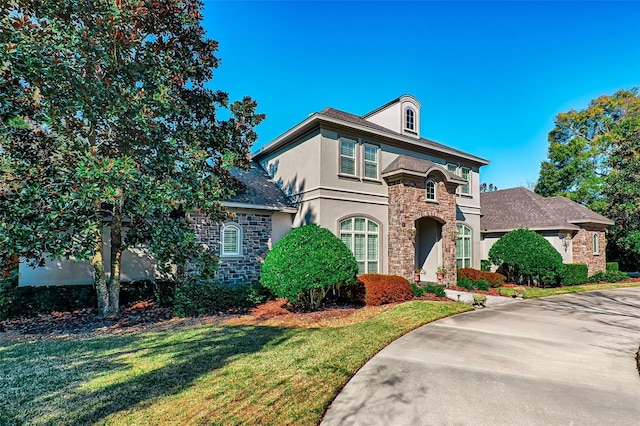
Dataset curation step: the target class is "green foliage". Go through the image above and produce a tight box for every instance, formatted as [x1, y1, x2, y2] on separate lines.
[0, 280, 175, 321]
[489, 228, 565, 286]
[606, 262, 619, 272]
[472, 293, 487, 306]
[260, 225, 358, 310]
[457, 277, 474, 291]
[535, 89, 640, 271]
[423, 283, 446, 298]
[411, 282, 425, 297]
[0, 1, 263, 318]
[475, 279, 490, 291]
[561, 264, 589, 286]
[480, 259, 491, 272]
[173, 281, 258, 317]
[589, 270, 628, 283]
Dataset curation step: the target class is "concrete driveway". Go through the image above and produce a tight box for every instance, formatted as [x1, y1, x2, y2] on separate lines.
[322, 287, 640, 425]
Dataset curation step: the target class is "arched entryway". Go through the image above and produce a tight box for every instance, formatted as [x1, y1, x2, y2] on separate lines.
[415, 217, 443, 282]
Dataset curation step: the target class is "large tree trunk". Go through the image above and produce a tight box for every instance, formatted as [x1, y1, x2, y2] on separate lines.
[92, 234, 112, 318]
[108, 207, 124, 318]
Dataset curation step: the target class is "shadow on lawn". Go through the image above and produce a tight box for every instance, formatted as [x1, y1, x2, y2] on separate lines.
[0, 324, 288, 425]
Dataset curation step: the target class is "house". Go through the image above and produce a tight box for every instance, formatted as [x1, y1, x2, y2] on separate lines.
[479, 187, 614, 275]
[253, 95, 489, 285]
[18, 162, 295, 286]
[17, 95, 613, 287]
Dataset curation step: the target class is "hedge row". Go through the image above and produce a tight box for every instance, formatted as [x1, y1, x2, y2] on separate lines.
[457, 268, 506, 288]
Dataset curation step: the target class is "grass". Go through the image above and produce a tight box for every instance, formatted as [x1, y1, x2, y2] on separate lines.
[0, 300, 471, 426]
[498, 281, 640, 298]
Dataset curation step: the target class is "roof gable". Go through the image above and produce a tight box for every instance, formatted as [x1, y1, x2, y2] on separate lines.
[480, 187, 613, 232]
[227, 161, 294, 211]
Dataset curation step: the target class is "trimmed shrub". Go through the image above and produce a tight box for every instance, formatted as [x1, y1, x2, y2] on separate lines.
[475, 279, 490, 291]
[589, 270, 628, 283]
[606, 262, 619, 272]
[458, 268, 506, 288]
[260, 225, 358, 310]
[457, 276, 474, 291]
[173, 280, 257, 317]
[561, 264, 588, 286]
[424, 282, 446, 298]
[480, 259, 491, 272]
[411, 282, 425, 297]
[358, 274, 413, 306]
[472, 293, 487, 307]
[489, 228, 565, 286]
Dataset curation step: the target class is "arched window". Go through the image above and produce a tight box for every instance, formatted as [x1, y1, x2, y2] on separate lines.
[340, 217, 379, 274]
[221, 224, 241, 256]
[456, 225, 472, 268]
[405, 108, 415, 131]
[425, 179, 436, 201]
[593, 233, 599, 254]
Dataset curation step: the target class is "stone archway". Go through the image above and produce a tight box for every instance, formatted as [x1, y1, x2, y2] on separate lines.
[386, 176, 459, 286]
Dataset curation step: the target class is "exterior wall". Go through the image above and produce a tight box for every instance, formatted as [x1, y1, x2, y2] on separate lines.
[387, 177, 458, 286]
[19, 227, 154, 286]
[364, 95, 421, 138]
[572, 227, 607, 275]
[271, 212, 293, 246]
[190, 209, 273, 285]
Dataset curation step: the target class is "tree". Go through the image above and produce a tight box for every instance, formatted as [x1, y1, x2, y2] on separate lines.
[535, 88, 640, 270]
[480, 183, 498, 193]
[260, 225, 358, 311]
[488, 228, 564, 286]
[535, 88, 640, 212]
[0, 0, 264, 317]
[602, 115, 640, 269]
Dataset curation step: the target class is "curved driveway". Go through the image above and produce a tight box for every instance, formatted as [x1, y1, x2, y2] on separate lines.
[322, 287, 640, 425]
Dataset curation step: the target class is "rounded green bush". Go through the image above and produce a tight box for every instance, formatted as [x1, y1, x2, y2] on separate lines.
[489, 228, 564, 286]
[260, 224, 358, 310]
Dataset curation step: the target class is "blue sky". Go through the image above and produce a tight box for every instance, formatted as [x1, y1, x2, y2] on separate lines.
[204, 1, 640, 190]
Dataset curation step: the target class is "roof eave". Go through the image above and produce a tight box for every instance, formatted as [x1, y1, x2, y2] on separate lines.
[223, 201, 296, 213]
[254, 113, 490, 166]
[481, 224, 581, 233]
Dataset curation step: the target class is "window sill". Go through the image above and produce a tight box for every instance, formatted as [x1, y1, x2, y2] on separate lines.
[362, 176, 382, 184]
[425, 199, 439, 205]
[338, 173, 361, 181]
[457, 193, 473, 198]
[220, 255, 244, 261]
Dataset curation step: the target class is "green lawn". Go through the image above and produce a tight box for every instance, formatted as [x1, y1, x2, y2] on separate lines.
[499, 281, 640, 298]
[0, 301, 470, 426]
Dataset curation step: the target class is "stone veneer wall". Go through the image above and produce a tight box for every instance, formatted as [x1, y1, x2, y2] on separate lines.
[387, 177, 458, 286]
[572, 226, 607, 276]
[189, 211, 272, 285]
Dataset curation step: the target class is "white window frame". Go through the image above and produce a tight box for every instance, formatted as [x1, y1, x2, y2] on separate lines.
[339, 138, 357, 176]
[460, 167, 471, 195]
[339, 217, 380, 275]
[362, 143, 379, 180]
[456, 224, 472, 269]
[425, 179, 437, 201]
[405, 108, 415, 131]
[593, 233, 599, 255]
[221, 223, 242, 257]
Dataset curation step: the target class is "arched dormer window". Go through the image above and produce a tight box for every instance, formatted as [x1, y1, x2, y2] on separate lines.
[405, 108, 415, 131]
[592, 233, 599, 254]
[221, 224, 242, 256]
[425, 179, 436, 201]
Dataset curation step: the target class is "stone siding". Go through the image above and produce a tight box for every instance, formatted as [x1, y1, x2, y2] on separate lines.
[572, 227, 607, 276]
[387, 177, 458, 286]
[189, 211, 272, 285]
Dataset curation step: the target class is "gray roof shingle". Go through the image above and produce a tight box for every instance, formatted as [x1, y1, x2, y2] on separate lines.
[480, 187, 613, 232]
[228, 161, 293, 210]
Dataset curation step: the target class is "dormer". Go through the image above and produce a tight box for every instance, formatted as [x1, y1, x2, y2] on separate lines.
[362, 95, 422, 139]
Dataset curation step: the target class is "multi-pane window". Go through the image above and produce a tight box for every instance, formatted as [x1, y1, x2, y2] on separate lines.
[456, 225, 471, 269]
[340, 217, 379, 274]
[221, 224, 241, 256]
[593, 233, 599, 254]
[425, 180, 436, 201]
[405, 108, 415, 131]
[446, 164, 471, 195]
[460, 167, 471, 195]
[340, 139, 356, 175]
[363, 144, 379, 179]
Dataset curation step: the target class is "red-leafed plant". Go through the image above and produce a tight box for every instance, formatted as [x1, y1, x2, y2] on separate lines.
[457, 268, 506, 288]
[358, 274, 413, 306]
